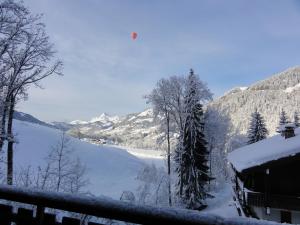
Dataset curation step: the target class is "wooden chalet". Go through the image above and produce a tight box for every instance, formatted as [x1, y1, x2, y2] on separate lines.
[228, 124, 300, 224]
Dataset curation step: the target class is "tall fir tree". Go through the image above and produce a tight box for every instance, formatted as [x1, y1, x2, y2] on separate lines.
[294, 111, 300, 127]
[247, 109, 268, 144]
[176, 69, 211, 210]
[279, 109, 289, 126]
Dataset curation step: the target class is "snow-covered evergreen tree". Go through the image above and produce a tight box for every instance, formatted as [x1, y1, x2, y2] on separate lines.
[175, 69, 211, 210]
[279, 109, 289, 126]
[294, 111, 300, 127]
[247, 109, 268, 144]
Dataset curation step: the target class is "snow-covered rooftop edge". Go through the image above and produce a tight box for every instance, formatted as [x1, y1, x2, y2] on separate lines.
[228, 128, 300, 172]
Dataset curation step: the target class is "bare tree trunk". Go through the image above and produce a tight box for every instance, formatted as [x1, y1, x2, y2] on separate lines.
[177, 139, 183, 196]
[56, 132, 66, 192]
[7, 95, 15, 185]
[56, 147, 62, 192]
[177, 97, 184, 132]
[179, 135, 183, 196]
[0, 97, 9, 151]
[166, 113, 172, 206]
[177, 97, 184, 197]
[40, 163, 51, 190]
[208, 141, 213, 192]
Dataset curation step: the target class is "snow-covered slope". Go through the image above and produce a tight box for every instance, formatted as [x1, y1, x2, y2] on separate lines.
[210, 66, 300, 136]
[13, 111, 55, 129]
[69, 120, 89, 125]
[13, 120, 147, 198]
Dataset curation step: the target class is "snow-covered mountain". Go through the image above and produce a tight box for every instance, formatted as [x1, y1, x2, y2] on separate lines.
[67, 109, 164, 149]
[90, 113, 120, 124]
[18, 66, 300, 149]
[13, 111, 56, 129]
[69, 113, 120, 125]
[66, 66, 300, 149]
[69, 120, 89, 125]
[210, 66, 300, 136]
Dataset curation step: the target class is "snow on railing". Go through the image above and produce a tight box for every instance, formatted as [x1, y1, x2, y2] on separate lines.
[0, 185, 282, 225]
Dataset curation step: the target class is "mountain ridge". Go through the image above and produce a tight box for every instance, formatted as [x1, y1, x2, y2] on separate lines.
[15, 66, 300, 149]
[210, 66, 300, 136]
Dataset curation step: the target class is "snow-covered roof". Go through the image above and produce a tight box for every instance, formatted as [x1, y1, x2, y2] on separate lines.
[276, 123, 296, 132]
[228, 128, 300, 172]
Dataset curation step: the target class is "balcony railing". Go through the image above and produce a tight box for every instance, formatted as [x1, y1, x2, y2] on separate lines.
[247, 191, 300, 211]
[0, 185, 282, 225]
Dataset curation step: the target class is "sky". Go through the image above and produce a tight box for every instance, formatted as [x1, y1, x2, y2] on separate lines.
[19, 0, 300, 122]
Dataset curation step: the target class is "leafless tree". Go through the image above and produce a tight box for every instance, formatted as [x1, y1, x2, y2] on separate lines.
[0, 0, 30, 151]
[47, 132, 73, 192]
[204, 107, 232, 190]
[166, 76, 186, 132]
[146, 78, 173, 206]
[68, 158, 88, 194]
[0, 0, 63, 185]
[38, 162, 52, 190]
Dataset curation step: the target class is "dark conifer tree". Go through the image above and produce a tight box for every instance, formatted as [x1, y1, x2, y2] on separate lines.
[279, 109, 289, 126]
[294, 111, 300, 127]
[177, 69, 211, 210]
[247, 109, 268, 144]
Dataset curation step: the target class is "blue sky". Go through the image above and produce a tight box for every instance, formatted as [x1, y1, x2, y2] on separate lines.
[19, 0, 300, 122]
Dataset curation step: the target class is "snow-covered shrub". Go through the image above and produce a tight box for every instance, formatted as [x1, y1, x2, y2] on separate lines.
[136, 164, 169, 207]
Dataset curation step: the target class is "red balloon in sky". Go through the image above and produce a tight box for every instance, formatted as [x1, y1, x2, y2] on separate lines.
[131, 32, 138, 40]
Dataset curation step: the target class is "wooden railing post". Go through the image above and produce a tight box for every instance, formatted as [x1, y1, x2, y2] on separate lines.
[17, 208, 34, 225]
[36, 205, 45, 225]
[43, 213, 57, 225]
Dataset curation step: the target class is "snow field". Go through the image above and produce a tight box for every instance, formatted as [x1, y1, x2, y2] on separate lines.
[13, 120, 147, 198]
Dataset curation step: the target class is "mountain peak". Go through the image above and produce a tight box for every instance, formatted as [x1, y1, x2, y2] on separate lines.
[90, 113, 120, 124]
